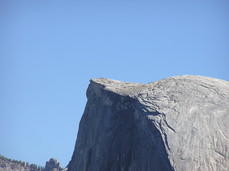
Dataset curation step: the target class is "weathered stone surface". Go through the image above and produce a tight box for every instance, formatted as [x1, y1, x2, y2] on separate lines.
[68, 75, 229, 171]
[45, 158, 62, 171]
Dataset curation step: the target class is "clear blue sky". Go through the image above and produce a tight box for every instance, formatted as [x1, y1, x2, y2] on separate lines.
[0, 0, 228, 168]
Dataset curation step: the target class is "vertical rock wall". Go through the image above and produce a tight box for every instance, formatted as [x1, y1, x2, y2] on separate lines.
[68, 76, 229, 171]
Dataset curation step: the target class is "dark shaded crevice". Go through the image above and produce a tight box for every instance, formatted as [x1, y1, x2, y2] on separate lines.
[143, 114, 174, 171]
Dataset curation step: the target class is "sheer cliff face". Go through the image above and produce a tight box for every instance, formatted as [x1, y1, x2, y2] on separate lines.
[68, 76, 229, 171]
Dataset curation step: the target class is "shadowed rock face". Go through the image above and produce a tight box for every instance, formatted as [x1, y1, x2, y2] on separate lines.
[68, 75, 229, 171]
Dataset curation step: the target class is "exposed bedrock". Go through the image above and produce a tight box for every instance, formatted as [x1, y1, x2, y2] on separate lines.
[68, 75, 229, 171]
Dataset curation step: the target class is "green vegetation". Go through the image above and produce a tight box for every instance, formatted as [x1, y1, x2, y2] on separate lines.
[0, 154, 45, 171]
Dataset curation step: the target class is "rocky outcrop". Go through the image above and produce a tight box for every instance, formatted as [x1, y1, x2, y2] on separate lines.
[0, 155, 64, 171]
[44, 158, 62, 171]
[68, 75, 229, 171]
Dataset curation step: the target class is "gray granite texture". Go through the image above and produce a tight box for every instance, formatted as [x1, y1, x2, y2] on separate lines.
[68, 75, 229, 171]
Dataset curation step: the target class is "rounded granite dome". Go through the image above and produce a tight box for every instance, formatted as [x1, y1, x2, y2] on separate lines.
[69, 75, 229, 171]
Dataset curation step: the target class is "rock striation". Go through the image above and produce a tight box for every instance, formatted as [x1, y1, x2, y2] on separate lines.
[68, 75, 229, 171]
